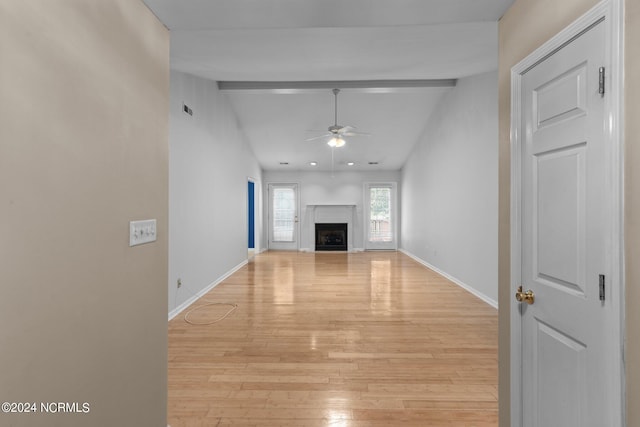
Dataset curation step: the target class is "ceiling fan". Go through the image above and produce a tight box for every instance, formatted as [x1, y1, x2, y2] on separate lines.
[305, 88, 370, 147]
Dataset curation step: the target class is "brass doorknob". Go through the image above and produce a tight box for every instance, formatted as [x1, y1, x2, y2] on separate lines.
[515, 286, 535, 305]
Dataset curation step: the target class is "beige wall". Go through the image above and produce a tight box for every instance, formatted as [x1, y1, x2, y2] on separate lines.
[498, 0, 637, 425]
[0, 1, 169, 426]
[625, 0, 640, 424]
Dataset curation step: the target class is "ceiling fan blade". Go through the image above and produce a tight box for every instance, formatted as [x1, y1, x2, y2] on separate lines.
[336, 125, 356, 134]
[304, 133, 332, 142]
[336, 125, 370, 137]
[342, 131, 371, 137]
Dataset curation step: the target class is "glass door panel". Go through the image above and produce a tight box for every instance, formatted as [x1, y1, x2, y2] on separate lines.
[269, 183, 299, 250]
[365, 183, 396, 250]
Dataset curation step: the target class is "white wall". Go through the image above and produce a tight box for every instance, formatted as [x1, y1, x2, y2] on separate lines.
[263, 170, 401, 250]
[169, 71, 263, 316]
[401, 71, 498, 306]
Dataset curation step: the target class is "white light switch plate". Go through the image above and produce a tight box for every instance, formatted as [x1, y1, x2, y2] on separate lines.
[129, 219, 157, 246]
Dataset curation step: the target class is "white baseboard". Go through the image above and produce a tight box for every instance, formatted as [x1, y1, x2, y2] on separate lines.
[168, 260, 248, 321]
[399, 249, 498, 309]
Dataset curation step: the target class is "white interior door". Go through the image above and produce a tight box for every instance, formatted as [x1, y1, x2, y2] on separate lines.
[364, 183, 397, 250]
[268, 183, 299, 250]
[516, 19, 620, 427]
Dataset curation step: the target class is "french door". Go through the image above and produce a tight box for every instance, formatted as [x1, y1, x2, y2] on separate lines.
[268, 183, 299, 250]
[364, 183, 397, 250]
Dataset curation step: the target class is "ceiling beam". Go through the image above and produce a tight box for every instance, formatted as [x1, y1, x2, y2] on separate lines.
[217, 79, 456, 93]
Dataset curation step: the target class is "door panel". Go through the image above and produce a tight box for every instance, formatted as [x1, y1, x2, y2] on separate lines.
[534, 321, 586, 427]
[535, 145, 585, 295]
[534, 64, 587, 129]
[520, 21, 610, 427]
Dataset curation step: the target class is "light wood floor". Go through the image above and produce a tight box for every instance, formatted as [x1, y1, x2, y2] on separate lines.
[168, 251, 498, 426]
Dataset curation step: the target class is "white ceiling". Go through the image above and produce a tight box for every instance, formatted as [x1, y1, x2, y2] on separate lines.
[143, 0, 513, 171]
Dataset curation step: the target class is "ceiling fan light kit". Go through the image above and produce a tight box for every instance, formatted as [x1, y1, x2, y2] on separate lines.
[327, 136, 345, 148]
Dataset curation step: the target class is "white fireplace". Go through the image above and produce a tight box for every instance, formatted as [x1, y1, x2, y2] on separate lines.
[305, 204, 357, 252]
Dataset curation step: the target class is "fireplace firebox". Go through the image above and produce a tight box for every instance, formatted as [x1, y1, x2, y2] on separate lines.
[315, 223, 347, 251]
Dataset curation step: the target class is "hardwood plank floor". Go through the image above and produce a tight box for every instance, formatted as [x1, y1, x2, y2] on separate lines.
[168, 251, 498, 426]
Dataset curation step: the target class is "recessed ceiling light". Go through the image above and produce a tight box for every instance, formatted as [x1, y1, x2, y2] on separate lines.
[309, 161, 317, 166]
[279, 162, 289, 165]
[368, 161, 379, 165]
[347, 162, 355, 166]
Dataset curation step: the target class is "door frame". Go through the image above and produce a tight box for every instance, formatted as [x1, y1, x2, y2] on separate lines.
[247, 177, 257, 259]
[509, 0, 624, 425]
[267, 182, 300, 251]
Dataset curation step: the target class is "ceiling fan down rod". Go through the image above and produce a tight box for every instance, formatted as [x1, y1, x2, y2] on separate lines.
[333, 88, 340, 127]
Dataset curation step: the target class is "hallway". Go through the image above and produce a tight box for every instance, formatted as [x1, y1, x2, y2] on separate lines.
[168, 251, 498, 426]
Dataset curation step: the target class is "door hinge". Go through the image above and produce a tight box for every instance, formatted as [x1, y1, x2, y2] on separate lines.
[598, 67, 605, 95]
[599, 274, 606, 301]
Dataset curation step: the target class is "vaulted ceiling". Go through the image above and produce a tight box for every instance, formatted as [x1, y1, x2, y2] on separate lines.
[143, 0, 513, 171]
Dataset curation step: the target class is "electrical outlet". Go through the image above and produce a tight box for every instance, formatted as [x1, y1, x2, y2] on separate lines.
[129, 219, 157, 246]
[177, 279, 182, 289]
